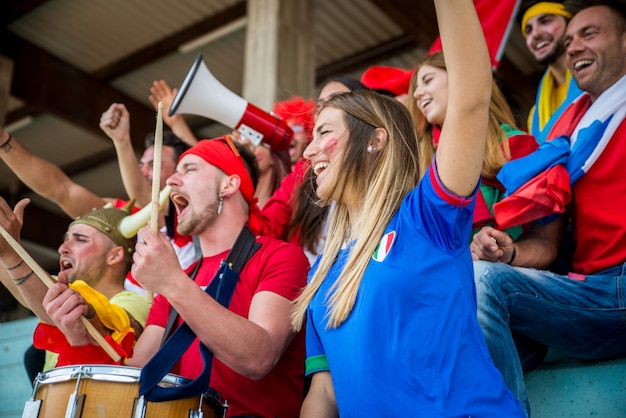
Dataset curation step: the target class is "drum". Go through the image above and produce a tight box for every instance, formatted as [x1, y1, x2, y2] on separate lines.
[22, 365, 227, 418]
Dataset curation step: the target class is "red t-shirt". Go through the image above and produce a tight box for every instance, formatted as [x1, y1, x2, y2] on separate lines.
[146, 235, 309, 418]
[570, 119, 626, 274]
[257, 158, 308, 242]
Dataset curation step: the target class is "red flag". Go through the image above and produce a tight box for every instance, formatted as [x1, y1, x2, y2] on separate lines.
[429, 0, 523, 69]
[493, 165, 571, 230]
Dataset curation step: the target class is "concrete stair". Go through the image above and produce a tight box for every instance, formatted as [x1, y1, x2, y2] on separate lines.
[0, 316, 38, 418]
[526, 350, 626, 417]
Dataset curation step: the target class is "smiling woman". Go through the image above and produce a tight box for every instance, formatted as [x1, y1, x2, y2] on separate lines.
[290, 1, 526, 416]
[408, 50, 539, 241]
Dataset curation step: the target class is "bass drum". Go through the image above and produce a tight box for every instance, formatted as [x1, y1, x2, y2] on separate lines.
[22, 364, 227, 418]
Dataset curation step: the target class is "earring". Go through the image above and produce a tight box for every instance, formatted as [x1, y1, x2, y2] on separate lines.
[217, 194, 224, 215]
[367, 145, 374, 153]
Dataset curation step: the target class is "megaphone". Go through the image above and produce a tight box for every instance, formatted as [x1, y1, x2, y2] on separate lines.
[169, 54, 293, 151]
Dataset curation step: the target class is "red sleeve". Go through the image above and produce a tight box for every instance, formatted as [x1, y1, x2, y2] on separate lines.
[33, 322, 133, 366]
[113, 198, 141, 214]
[257, 159, 307, 239]
[146, 293, 173, 328]
[508, 133, 539, 161]
[246, 236, 310, 302]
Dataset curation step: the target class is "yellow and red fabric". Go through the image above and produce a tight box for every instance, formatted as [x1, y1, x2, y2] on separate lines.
[493, 75, 626, 230]
[33, 280, 135, 366]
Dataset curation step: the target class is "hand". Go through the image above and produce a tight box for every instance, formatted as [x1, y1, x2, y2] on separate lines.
[100, 103, 131, 145]
[42, 272, 92, 346]
[149, 80, 183, 129]
[0, 197, 30, 257]
[230, 129, 254, 153]
[131, 226, 182, 296]
[470, 226, 515, 263]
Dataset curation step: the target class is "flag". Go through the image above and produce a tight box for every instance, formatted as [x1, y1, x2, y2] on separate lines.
[429, 0, 523, 69]
[493, 75, 626, 229]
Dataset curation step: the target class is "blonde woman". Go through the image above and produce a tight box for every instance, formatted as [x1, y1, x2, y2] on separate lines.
[291, 0, 525, 416]
[409, 51, 538, 239]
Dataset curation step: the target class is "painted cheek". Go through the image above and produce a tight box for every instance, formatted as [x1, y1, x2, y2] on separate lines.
[322, 137, 339, 157]
[550, 24, 564, 37]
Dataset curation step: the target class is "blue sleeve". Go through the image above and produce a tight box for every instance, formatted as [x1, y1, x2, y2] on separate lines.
[305, 305, 329, 376]
[403, 160, 477, 255]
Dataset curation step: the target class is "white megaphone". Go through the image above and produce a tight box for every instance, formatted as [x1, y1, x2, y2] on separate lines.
[169, 54, 293, 151]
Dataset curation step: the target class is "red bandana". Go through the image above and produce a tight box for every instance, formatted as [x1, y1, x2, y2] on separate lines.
[180, 137, 261, 233]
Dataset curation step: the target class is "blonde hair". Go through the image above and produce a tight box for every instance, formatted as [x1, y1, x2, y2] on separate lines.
[291, 90, 420, 330]
[408, 51, 515, 179]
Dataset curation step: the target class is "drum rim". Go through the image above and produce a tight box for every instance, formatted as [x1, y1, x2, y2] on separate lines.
[36, 364, 226, 405]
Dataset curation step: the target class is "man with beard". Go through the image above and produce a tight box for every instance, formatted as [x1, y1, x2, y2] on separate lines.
[521, 1, 584, 142]
[0, 199, 149, 370]
[471, 0, 626, 415]
[44, 138, 310, 418]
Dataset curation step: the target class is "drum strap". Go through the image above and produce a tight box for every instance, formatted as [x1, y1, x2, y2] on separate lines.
[159, 255, 202, 347]
[139, 224, 260, 402]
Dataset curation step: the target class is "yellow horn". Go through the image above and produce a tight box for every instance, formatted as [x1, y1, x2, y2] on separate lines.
[119, 185, 172, 238]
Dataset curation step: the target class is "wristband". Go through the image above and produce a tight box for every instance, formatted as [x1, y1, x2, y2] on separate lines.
[507, 246, 517, 265]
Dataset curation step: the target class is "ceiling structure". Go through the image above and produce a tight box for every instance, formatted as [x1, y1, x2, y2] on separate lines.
[0, 0, 542, 274]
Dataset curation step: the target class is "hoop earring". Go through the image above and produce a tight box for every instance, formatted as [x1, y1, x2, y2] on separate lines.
[217, 194, 224, 215]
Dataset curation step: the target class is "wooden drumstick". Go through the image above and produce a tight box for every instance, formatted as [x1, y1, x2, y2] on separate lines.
[147, 101, 164, 304]
[0, 224, 122, 362]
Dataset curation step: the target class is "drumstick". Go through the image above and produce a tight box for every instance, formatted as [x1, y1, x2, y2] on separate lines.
[147, 101, 164, 304]
[0, 224, 122, 362]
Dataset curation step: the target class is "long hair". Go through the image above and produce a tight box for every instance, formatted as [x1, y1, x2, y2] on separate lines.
[408, 51, 515, 179]
[287, 77, 371, 254]
[292, 90, 420, 330]
[287, 165, 328, 254]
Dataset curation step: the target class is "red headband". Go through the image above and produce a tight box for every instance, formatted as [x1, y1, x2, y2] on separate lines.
[180, 137, 261, 232]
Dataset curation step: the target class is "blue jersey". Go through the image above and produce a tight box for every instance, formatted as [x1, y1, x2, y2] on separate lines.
[305, 164, 524, 417]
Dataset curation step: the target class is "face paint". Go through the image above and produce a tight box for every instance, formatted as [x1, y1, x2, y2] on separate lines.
[321, 136, 339, 158]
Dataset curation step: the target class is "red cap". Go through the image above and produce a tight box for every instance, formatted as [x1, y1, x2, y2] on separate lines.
[360, 66, 412, 97]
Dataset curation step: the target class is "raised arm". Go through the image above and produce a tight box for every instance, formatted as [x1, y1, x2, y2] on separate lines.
[0, 129, 109, 219]
[0, 197, 54, 321]
[99, 103, 152, 207]
[149, 80, 199, 147]
[434, 0, 492, 197]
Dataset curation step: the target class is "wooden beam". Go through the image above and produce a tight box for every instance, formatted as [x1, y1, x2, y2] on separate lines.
[371, 0, 438, 47]
[3, 32, 155, 152]
[316, 35, 418, 83]
[1, 0, 51, 27]
[93, 2, 247, 81]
